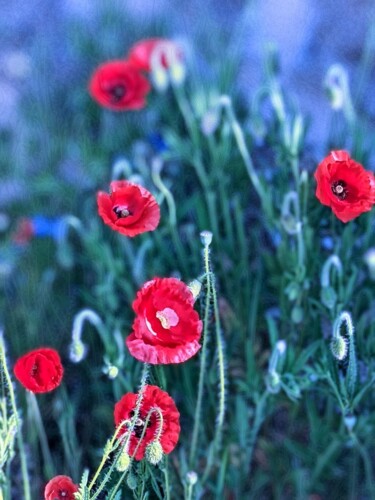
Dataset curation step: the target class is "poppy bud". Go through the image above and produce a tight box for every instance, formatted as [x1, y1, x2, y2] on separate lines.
[330, 335, 348, 361]
[145, 440, 164, 465]
[186, 471, 198, 485]
[188, 279, 202, 300]
[200, 230, 213, 247]
[69, 339, 87, 363]
[116, 450, 131, 472]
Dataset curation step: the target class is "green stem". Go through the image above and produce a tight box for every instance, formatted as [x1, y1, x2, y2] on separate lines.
[0, 335, 31, 500]
[186, 483, 194, 500]
[151, 160, 189, 275]
[210, 271, 226, 436]
[87, 420, 128, 492]
[89, 364, 149, 497]
[247, 391, 268, 474]
[189, 244, 212, 467]
[164, 456, 170, 500]
[350, 432, 375, 498]
[200, 238, 227, 482]
[27, 392, 55, 479]
[107, 407, 163, 500]
[220, 96, 266, 202]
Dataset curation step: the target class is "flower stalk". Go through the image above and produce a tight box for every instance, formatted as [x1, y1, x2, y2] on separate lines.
[0, 332, 30, 500]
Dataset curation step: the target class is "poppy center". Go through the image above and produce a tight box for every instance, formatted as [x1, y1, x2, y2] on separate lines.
[156, 308, 179, 329]
[331, 180, 348, 200]
[30, 362, 39, 377]
[113, 205, 131, 218]
[110, 84, 126, 103]
[129, 411, 151, 438]
[58, 490, 68, 498]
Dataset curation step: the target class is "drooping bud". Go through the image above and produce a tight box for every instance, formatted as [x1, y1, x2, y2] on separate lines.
[280, 191, 301, 235]
[169, 61, 186, 86]
[330, 335, 348, 361]
[69, 339, 87, 364]
[265, 370, 281, 394]
[102, 364, 119, 380]
[116, 450, 131, 472]
[188, 279, 202, 300]
[324, 64, 347, 110]
[126, 471, 138, 490]
[145, 440, 164, 465]
[152, 65, 169, 92]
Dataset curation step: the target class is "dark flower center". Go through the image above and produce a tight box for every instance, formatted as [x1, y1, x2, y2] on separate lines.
[129, 410, 151, 438]
[331, 180, 348, 200]
[110, 84, 126, 103]
[113, 205, 131, 218]
[30, 362, 38, 376]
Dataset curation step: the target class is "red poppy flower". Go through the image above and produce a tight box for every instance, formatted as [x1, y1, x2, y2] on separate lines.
[128, 38, 181, 72]
[114, 384, 180, 460]
[88, 60, 151, 111]
[315, 150, 375, 222]
[44, 475, 78, 500]
[97, 180, 160, 237]
[126, 277, 202, 364]
[14, 348, 63, 393]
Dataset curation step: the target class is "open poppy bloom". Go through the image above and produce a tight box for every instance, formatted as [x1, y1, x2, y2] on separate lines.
[114, 384, 180, 460]
[88, 60, 151, 111]
[97, 180, 160, 237]
[126, 277, 202, 364]
[315, 150, 375, 222]
[14, 348, 63, 393]
[44, 475, 78, 500]
[128, 38, 182, 72]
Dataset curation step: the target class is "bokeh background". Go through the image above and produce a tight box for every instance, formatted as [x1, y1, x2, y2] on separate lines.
[1, 1, 375, 498]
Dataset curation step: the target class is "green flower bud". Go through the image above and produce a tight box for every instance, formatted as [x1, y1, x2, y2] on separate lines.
[145, 440, 164, 465]
[186, 471, 198, 485]
[291, 306, 303, 324]
[265, 371, 281, 394]
[126, 471, 138, 490]
[330, 335, 348, 361]
[200, 230, 213, 247]
[188, 279, 202, 300]
[116, 450, 130, 472]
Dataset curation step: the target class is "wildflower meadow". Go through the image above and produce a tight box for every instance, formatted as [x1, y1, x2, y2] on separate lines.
[2, 2, 375, 499]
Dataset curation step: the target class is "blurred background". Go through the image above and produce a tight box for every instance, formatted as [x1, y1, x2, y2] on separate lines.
[1, 1, 375, 497]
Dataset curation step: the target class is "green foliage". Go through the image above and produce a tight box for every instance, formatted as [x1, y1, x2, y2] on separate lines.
[1, 5, 375, 499]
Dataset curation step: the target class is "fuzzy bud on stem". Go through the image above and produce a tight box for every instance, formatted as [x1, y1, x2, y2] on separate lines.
[200, 230, 213, 247]
[266, 340, 287, 394]
[188, 279, 202, 300]
[116, 450, 131, 472]
[281, 191, 301, 235]
[69, 309, 103, 363]
[145, 440, 164, 465]
[331, 312, 357, 399]
[320, 255, 342, 310]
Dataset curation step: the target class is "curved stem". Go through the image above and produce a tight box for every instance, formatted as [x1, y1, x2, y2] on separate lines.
[89, 364, 150, 496]
[220, 96, 266, 202]
[321, 255, 343, 288]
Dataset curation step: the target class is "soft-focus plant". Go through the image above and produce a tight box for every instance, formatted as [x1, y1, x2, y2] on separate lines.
[2, 8, 375, 499]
